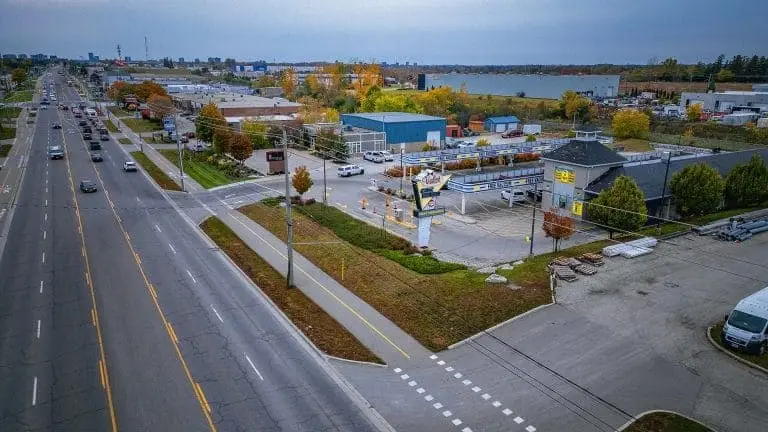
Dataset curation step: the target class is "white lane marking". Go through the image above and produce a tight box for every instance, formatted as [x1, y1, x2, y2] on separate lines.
[492, 401, 502, 407]
[44, 199, 47, 207]
[445, 366, 454, 372]
[32, 377, 38, 406]
[41, 252, 45, 263]
[429, 354, 438, 360]
[36, 320, 41, 339]
[471, 386, 481, 393]
[393, 368, 402, 373]
[136, 197, 142, 203]
[482, 393, 492, 400]
[43, 231, 46, 240]
[424, 394, 433, 402]
[452, 419, 463, 426]
[224, 194, 234, 199]
[17, 155, 24, 168]
[154, 224, 161, 233]
[39, 281, 43, 294]
[416, 387, 425, 394]
[442, 410, 452, 417]
[513, 416, 524, 423]
[462, 379, 472, 386]
[432, 402, 443, 409]
[244, 354, 264, 380]
[407, 380, 417, 387]
[462, 428, 473, 432]
[454, 372, 463, 379]
[168, 243, 176, 254]
[437, 360, 445, 366]
[525, 426, 536, 432]
[211, 305, 224, 323]
[44, 213, 47, 221]
[186, 269, 196, 283]
[400, 374, 409, 380]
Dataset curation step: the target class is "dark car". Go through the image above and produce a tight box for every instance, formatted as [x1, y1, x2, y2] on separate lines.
[51, 123, 62, 129]
[82, 126, 92, 134]
[83, 132, 92, 140]
[89, 141, 101, 151]
[80, 180, 97, 193]
[100, 134, 109, 141]
[78, 120, 87, 126]
[90, 152, 103, 162]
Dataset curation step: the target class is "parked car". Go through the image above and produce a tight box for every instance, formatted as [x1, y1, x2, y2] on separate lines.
[383, 152, 395, 162]
[123, 161, 137, 172]
[180, 136, 189, 144]
[90, 152, 103, 162]
[501, 189, 527, 203]
[79, 180, 97, 193]
[336, 165, 364, 177]
[363, 151, 385, 163]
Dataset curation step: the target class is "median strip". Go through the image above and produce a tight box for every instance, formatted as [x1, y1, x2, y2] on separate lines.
[130, 151, 182, 191]
[200, 216, 383, 364]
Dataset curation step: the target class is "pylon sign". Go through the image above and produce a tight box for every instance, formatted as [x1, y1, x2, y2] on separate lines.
[411, 170, 451, 248]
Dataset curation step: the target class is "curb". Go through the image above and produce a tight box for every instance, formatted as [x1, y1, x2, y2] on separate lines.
[326, 354, 388, 368]
[706, 325, 768, 375]
[447, 302, 555, 350]
[616, 409, 718, 432]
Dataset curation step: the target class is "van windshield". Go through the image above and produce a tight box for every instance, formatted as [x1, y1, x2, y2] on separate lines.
[727, 310, 767, 333]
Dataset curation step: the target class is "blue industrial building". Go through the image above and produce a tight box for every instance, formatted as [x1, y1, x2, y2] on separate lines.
[484, 116, 521, 132]
[341, 112, 446, 146]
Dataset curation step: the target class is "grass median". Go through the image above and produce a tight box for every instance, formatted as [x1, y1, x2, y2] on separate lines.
[104, 119, 119, 133]
[0, 128, 16, 141]
[158, 149, 234, 189]
[130, 151, 182, 191]
[241, 201, 552, 351]
[623, 411, 712, 432]
[709, 323, 768, 370]
[200, 216, 383, 364]
[3, 90, 33, 103]
[122, 117, 163, 133]
[118, 138, 133, 145]
[0, 144, 12, 157]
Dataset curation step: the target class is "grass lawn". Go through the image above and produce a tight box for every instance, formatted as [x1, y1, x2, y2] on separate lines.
[118, 138, 133, 145]
[122, 117, 163, 133]
[613, 138, 652, 152]
[104, 119, 119, 133]
[624, 411, 713, 432]
[200, 217, 383, 364]
[0, 128, 16, 141]
[0, 107, 22, 120]
[130, 151, 182, 191]
[0, 144, 12, 157]
[388, 89, 558, 105]
[649, 132, 758, 152]
[241, 202, 552, 351]
[710, 323, 768, 370]
[107, 106, 133, 117]
[688, 206, 767, 226]
[159, 149, 234, 189]
[637, 223, 692, 238]
[3, 90, 33, 103]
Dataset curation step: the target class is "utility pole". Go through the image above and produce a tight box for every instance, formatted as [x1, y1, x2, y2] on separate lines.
[282, 128, 294, 288]
[322, 152, 327, 206]
[529, 181, 538, 257]
[173, 113, 185, 192]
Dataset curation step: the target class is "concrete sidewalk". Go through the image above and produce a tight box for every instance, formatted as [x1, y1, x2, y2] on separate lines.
[213, 204, 433, 366]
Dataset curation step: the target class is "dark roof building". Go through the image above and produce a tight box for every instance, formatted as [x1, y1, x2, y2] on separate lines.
[542, 139, 626, 167]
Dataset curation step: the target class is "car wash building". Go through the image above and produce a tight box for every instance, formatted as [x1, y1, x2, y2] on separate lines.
[340, 112, 446, 153]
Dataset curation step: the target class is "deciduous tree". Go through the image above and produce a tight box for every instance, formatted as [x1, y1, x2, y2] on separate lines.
[240, 120, 269, 149]
[197, 102, 226, 144]
[229, 133, 253, 164]
[542, 210, 576, 252]
[588, 175, 647, 238]
[11, 68, 27, 86]
[686, 104, 702, 122]
[280, 68, 296, 100]
[147, 94, 173, 120]
[373, 93, 422, 113]
[251, 75, 277, 89]
[559, 91, 591, 122]
[213, 129, 232, 154]
[724, 155, 768, 208]
[291, 165, 313, 199]
[134, 80, 168, 101]
[669, 163, 725, 217]
[318, 129, 348, 161]
[107, 81, 131, 101]
[352, 63, 383, 102]
[612, 109, 650, 139]
[476, 138, 490, 147]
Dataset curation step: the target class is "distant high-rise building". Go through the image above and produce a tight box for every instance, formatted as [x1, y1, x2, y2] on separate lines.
[88, 52, 95, 62]
[2, 54, 17, 59]
[93, 55, 100, 62]
[31, 54, 48, 61]
[49, 55, 57, 60]
[405, 61, 410, 67]
[178, 57, 185, 63]
[194, 58, 200, 64]
[413, 62, 417, 67]
[125, 56, 131, 62]
[18, 54, 28, 59]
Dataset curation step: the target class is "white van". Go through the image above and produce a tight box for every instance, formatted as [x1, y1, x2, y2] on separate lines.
[85, 108, 97, 118]
[363, 151, 385, 163]
[722, 286, 768, 355]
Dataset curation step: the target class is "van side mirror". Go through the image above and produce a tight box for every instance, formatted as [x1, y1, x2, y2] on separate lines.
[724, 314, 729, 323]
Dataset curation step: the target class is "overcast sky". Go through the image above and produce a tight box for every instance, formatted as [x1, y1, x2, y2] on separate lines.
[1, 0, 766, 65]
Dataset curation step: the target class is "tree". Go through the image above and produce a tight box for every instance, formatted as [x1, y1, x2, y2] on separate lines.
[147, 94, 173, 120]
[542, 210, 576, 252]
[476, 138, 490, 147]
[107, 81, 131, 101]
[280, 68, 296, 99]
[526, 134, 537, 142]
[318, 129, 348, 161]
[324, 108, 340, 123]
[360, 85, 383, 112]
[11, 68, 27, 86]
[589, 175, 647, 238]
[352, 62, 383, 103]
[669, 163, 725, 218]
[134, 80, 168, 101]
[240, 120, 269, 149]
[724, 155, 768, 208]
[559, 91, 591, 122]
[251, 75, 277, 89]
[213, 129, 232, 154]
[197, 102, 226, 143]
[291, 165, 314, 199]
[373, 93, 422, 113]
[612, 109, 650, 139]
[229, 133, 253, 164]
[715, 69, 734, 82]
[686, 104, 702, 122]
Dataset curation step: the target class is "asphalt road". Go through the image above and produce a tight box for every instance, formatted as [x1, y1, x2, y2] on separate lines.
[0, 67, 384, 431]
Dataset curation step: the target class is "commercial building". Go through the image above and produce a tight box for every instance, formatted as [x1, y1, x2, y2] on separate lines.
[231, 62, 268, 77]
[484, 116, 520, 132]
[679, 91, 768, 113]
[340, 112, 446, 148]
[171, 92, 300, 125]
[418, 73, 620, 99]
[254, 87, 284, 98]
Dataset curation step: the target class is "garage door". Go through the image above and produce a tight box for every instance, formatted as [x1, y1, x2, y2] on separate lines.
[495, 124, 506, 133]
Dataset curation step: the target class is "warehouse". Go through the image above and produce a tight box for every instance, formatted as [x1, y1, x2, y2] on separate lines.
[418, 73, 620, 99]
[484, 116, 520, 132]
[341, 112, 446, 151]
[679, 91, 768, 113]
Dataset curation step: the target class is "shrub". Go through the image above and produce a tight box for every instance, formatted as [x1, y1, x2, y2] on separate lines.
[514, 152, 539, 163]
[385, 166, 421, 177]
[525, 134, 537, 142]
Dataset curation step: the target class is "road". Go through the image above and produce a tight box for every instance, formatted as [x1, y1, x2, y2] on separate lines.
[1, 67, 385, 431]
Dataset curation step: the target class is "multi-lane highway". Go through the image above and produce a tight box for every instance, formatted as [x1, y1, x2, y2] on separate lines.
[0, 68, 386, 431]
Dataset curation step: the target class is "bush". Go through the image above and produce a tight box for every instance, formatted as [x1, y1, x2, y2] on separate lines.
[385, 166, 421, 177]
[377, 250, 466, 274]
[514, 152, 539, 163]
[525, 134, 537, 142]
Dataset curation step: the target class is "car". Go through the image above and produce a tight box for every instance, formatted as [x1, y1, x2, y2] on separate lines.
[123, 161, 137, 172]
[383, 152, 395, 162]
[74, 113, 82, 118]
[336, 164, 364, 177]
[51, 123, 61, 129]
[48, 145, 64, 160]
[79, 180, 97, 193]
[180, 136, 189, 144]
[40, 105, 48, 110]
[78, 120, 87, 126]
[89, 141, 101, 150]
[83, 133, 92, 140]
[363, 151, 385, 163]
[82, 126, 92, 134]
[100, 134, 109, 141]
[90, 152, 103, 162]
[501, 189, 528, 203]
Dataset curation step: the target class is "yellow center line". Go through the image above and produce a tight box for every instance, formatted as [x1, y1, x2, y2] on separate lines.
[226, 211, 410, 359]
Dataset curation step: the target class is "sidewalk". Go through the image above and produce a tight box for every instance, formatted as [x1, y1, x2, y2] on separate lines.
[214, 205, 433, 366]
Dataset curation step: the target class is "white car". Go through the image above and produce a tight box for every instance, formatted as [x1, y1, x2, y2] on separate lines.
[337, 164, 364, 177]
[363, 151, 385, 163]
[383, 152, 394, 162]
[123, 161, 137, 172]
[501, 189, 527, 203]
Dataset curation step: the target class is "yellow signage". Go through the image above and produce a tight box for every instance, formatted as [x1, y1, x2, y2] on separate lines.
[414, 172, 451, 211]
[571, 200, 583, 216]
[554, 168, 575, 184]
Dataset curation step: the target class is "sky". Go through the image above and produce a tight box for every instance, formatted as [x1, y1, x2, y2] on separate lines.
[1, 0, 766, 65]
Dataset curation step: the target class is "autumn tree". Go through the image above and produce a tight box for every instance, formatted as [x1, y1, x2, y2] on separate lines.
[280, 68, 296, 100]
[240, 120, 269, 149]
[213, 129, 232, 154]
[352, 62, 383, 102]
[559, 91, 591, 122]
[197, 102, 226, 143]
[588, 175, 647, 238]
[373, 93, 422, 113]
[229, 133, 253, 164]
[147, 94, 174, 120]
[251, 75, 277, 89]
[724, 155, 768, 208]
[612, 109, 650, 139]
[476, 138, 490, 147]
[669, 163, 725, 217]
[542, 210, 576, 252]
[686, 104, 702, 122]
[11, 68, 27, 86]
[324, 108, 340, 123]
[303, 73, 322, 97]
[291, 165, 314, 199]
[107, 81, 131, 101]
[318, 129, 348, 161]
[361, 85, 383, 112]
[134, 80, 168, 101]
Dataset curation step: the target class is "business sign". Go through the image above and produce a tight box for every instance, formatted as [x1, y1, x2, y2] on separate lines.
[412, 171, 451, 214]
[266, 150, 285, 161]
[414, 208, 446, 218]
[554, 167, 575, 184]
[571, 200, 583, 216]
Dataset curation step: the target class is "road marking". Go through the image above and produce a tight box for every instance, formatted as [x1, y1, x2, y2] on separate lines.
[452, 419, 462, 426]
[445, 366, 454, 372]
[136, 197, 142, 203]
[18, 155, 24, 168]
[32, 376, 38, 406]
[168, 243, 176, 254]
[195, 382, 211, 414]
[442, 410, 452, 417]
[45, 187, 48, 193]
[482, 393, 492, 400]
[429, 354, 438, 360]
[433, 402, 443, 409]
[44, 213, 47, 221]
[148, 284, 157, 299]
[186, 269, 196, 283]
[525, 426, 536, 432]
[43, 230, 46, 240]
[462, 428, 473, 432]
[44, 199, 47, 207]
[210, 305, 224, 323]
[244, 354, 264, 380]
[408, 380, 417, 387]
[471, 386, 481, 393]
[400, 374, 409, 380]
[416, 387, 425, 394]
[492, 401, 502, 407]
[154, 224, 161, 233]
[393, 368, 402, 373]
[166, 322, 179, 343]
[425, 395, 434, 402]
[39, 280, 43, 294]
[454, 372, 463, 379]
[41, 252, 45, 263]
[36, 320, 41, 339]
[462, 379, 472, 386]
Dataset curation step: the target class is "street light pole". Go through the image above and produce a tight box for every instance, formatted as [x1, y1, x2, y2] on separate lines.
[282, 127, 294, 288]
[658, 151, 671, 229]
[529, 181, 538, 257]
